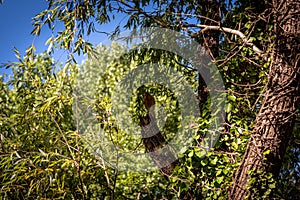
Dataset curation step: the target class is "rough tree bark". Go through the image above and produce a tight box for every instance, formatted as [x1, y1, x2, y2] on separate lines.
[140, 92, 178, 176]
[230, 0, 300, 199]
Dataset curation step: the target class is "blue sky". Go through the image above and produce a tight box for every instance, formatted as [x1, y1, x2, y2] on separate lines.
[0, 0, 49, 63]
[0, 0, 119, 76]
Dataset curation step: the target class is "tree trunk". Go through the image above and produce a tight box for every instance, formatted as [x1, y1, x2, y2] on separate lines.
[140, 92, 178, 176]
[230, 0, 300, 199]
[139, 1, 222, 178]
[197, 0, 221, 108]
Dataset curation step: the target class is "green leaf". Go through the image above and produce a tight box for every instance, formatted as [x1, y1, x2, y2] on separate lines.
[228, 94, 236, 102]
[225, 103, 232, 113]
[188, 150, 194, 157]
[263, 150, 271, 155]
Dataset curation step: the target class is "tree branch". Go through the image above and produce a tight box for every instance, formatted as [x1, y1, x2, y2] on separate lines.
[182, 24, 265, 57]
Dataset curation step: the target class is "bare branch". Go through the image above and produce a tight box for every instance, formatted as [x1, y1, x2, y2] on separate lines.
[183, 24, 265, 57]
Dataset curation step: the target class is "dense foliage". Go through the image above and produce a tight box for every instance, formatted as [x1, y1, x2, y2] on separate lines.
[0, 0, 299, 199]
